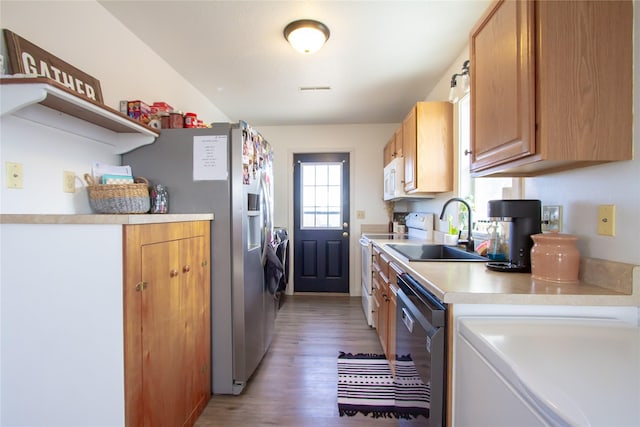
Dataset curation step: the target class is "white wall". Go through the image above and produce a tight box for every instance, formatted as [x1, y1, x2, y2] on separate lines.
[0, 1, 230, 123]
[259, 124, 397, 295]
[0, 0, 230, 214]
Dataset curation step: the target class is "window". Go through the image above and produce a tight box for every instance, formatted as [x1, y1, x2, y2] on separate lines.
[300, 162, 343, 228]
[457, 94, 521, 234]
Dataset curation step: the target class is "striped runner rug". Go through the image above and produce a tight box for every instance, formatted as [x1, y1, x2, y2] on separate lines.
[337, 352, 430, 420]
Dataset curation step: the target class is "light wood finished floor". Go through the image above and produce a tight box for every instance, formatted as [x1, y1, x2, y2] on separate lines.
[195, 295, 398, 426]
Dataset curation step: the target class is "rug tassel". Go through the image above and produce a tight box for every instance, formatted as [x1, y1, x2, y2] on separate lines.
[339, 408, 397, 419]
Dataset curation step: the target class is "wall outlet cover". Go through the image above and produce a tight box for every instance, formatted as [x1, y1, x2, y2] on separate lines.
[542, 205, 562, 232]
[5, 162, 24, 189]
[597, 204, 615, 236]
[63, 171, 76, 193]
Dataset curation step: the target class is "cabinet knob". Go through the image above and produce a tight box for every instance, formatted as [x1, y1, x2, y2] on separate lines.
[135, 281, 147, 292]
[170, 269, 179, 278]
[183, 265, 191, 273]
[464, 149, 473, 156]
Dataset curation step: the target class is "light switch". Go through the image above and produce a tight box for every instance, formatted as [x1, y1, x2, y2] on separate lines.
[597, 205, 615, 236]
[356, 210, 365, 219]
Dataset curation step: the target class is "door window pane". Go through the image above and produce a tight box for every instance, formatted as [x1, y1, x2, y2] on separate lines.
[301, 162, 343, 229]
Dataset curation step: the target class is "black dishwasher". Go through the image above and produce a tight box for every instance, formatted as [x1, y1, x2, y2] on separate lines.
[395, 273, 447, 426]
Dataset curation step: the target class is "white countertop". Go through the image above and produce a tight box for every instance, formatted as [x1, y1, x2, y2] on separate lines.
[367, 237, 639, 306]
[0, 213, 214, 225]
[458, 317, 640, 426]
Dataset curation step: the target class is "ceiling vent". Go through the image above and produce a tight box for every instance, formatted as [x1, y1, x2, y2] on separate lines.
[299, 86, 331, 92]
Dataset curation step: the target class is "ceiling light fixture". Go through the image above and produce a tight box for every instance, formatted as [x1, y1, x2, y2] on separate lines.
[284, 19, 330, 54]
[449, 60, 470, 103]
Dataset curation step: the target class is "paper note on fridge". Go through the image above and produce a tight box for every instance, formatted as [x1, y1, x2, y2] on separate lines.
[193, 135, 228, 180]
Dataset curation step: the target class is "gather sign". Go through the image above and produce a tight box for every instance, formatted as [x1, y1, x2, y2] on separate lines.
[3, 29, 104, 104]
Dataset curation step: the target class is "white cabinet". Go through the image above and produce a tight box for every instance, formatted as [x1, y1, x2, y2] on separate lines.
[454, 315, 640, 427]
[1, 222, 127, 426]
[455, 331, 547, 427]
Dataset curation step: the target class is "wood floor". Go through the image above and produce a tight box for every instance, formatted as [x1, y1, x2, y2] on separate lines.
[194, 295, 398, 426]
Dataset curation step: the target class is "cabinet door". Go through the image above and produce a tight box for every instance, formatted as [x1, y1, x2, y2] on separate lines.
[124, 221, 211, 427]
[179, 233, 211, 425]
[394, 126, 403, 158]
[469, 0, 535, 172]
[415, 102, 453, 192]
[383, 136, 395, 166]
[402, 106, 417, 191]
[387, 262, 403, 372]
[141, 239, 186, 426]
[388, 283, 398, 373]
[376, 270, 389, 355]
[372, 273, 381, 332]
[536, 0, 632, 163]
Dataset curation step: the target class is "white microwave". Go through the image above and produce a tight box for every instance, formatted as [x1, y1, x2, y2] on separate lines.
[383, 157, 405, 201]
[383, 156, 434, 201]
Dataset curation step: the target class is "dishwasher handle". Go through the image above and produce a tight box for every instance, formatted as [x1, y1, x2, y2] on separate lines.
[401, 307, 414, 333]
[398, 273, 446, 328]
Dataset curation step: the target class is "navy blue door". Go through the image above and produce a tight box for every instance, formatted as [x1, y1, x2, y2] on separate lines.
[293, 153, 350, 293]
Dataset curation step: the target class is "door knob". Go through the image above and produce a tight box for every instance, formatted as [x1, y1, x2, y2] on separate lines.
[343, 222, 349, 228]
[343, 232, 349, 237]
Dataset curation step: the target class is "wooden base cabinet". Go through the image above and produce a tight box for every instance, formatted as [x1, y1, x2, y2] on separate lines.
[469, 0, 633, 177]
[124, 221, 211, 427]
[372, 244, 402, 371]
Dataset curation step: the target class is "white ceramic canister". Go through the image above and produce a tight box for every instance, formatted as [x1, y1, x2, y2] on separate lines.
[530, 232, 580, 282]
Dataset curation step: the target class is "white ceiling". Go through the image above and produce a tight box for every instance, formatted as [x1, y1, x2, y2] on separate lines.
[99, 0, 490, 126]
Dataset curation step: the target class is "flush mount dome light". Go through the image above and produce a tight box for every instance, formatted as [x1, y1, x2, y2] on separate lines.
[284, 19, 330, 54]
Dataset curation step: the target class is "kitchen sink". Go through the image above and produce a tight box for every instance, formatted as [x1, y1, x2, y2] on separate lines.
[387, 244, 489, 262]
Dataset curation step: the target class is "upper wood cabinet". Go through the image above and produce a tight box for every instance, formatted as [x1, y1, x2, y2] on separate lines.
[383, 126, 404, 167]
[403, 101, 453, 193]
[394, 126, 403, 159]
[469, 0, 633, 177]
[383, 134, 395, 166]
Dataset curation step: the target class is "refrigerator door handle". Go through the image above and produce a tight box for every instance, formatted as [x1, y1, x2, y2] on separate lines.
[260, 171, 272, 244]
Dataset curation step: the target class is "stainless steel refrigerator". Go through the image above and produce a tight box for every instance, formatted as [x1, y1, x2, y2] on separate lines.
[123, 122, 276, 395]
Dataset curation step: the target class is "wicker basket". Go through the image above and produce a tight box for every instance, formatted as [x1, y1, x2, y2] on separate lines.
[84, 174, 150, 214]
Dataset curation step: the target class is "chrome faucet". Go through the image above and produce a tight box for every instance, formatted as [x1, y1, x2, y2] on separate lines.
[439, 197, 474, 252]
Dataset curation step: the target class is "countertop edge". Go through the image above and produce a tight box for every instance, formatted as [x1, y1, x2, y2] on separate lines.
[0, 213, 214, 225]
[370, 238, 640, 306]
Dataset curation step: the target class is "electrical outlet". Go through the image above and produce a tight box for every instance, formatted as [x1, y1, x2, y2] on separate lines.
[597, 204, 616, 236]
[63, 171, 76, 193]
[542, 205, 562, 232]
[5, 162, 24, 189]
[356, 210, 365, 220]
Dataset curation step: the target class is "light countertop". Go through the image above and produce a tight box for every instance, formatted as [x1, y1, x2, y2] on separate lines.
[369, 237, 639, 306]
[0, 213, 214, 225]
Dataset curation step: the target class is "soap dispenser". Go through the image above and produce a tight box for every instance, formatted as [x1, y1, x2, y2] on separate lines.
[486, 221, 506, 261]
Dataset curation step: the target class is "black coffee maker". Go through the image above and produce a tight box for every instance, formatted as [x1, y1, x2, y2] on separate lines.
[486, 199, 541, 272]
